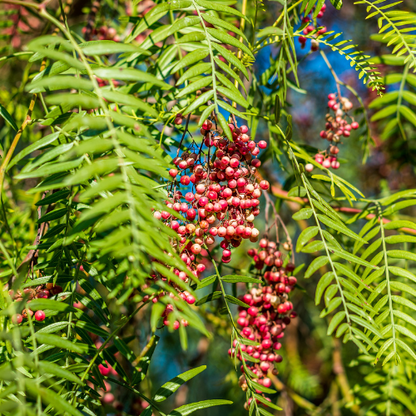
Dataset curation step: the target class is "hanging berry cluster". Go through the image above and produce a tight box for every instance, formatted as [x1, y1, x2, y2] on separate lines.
[298, 2, 327, 51]
[152, 120, 270, 330]
[231, 235, 297, 410]
[305, 92, 359, 172]
[10, 283, 63, 324]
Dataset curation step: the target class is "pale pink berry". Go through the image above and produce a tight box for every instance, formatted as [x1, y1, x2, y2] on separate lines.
[305, 163, 314, 172]
[331, 160, 340, 169]
[322, 159, 331, 168]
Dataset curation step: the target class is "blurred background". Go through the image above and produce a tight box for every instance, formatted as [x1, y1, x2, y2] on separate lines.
[1, 0, 416, 415]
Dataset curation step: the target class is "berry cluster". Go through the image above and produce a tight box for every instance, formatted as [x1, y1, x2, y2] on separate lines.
[298, 3, 327, 51]
[10, 283, 63, 324]
[230, 237, 297, 409]
[174, 113, 184, 125]
[305, 93, 359, 173]
[152, 121, 269, 330]
[159, 122, 269, 262]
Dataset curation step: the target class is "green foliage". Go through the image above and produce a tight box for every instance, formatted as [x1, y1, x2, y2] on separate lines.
[357, 0, 416, 71]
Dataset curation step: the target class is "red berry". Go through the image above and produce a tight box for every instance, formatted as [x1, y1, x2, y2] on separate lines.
[258, 140, 267, 149]
[259, 180, 270, 190]
[180, 176, 190, 185]
[99, 363, 111, 376]
[186, 295, 196, 304]
[35, 310, 46, 322]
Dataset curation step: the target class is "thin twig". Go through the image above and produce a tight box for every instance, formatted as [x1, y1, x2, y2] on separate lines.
[320, 50, 342, 99]
[176, 114, 192, 158]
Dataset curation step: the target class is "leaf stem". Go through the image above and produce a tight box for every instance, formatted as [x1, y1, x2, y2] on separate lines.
[191, 0, 218, 113]
[377, 203, 397, 362]
[396, 62, 410, 141]
[233, 0, 248, 107]
[320, 50, 342, 101]
[285, 142, 352, 330]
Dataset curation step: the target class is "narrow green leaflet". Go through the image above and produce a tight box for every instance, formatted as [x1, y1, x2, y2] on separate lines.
[195, 0, 245, 18]
[177, 63, 212, 85]
[81, 40, 150, 56]
[35, 334, 85, 354]
[296, 226, 319, 252]
[328, 311, 346, 335]
[38, 361, 83, 385]
[221, 275, 260, 284]
[212, 43, 249, 80]
[153, 366, 206, 402]
[8, 132, 60, 171]
[176, 77, 213, 98]
[168, 399, 232, 416]
[315, 272, 335, 305]
[305, 256, 329, 278]
[101, 90, 158, 117]
[332, 248, 378, 269]
[317, 214, 367, 243]
[195, 291, 222, 306]
[225, 295, 249, 308]
[94, 68, 171, 89]
[171, 50, 209, 74]
[0, 103, 18, 131]
[207, 28, 253, 59]
[25, 380, 84, 416]
[182, 90, 214, 115]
